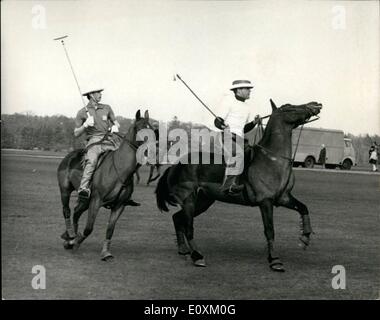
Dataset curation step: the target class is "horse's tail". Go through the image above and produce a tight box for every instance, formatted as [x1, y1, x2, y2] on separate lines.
[155, 167, 171, 212]
[58, 149, 85, 171]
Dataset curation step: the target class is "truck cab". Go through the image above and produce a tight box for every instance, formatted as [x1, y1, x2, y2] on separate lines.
[341, 138, 356, 170]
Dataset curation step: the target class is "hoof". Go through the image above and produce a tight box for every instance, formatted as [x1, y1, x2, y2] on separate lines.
[72, 233, 84, 251]
[193, 259, 207, 267]
[178, 249, 191, 256]
[299, 235, 310, 250]
[63, 241, 74, 250]
[101, 252, 114, 261]
[190, 250, 205, 266]
[61, 231, 70, 241]
[125, 200, 141, 207]
[269, 257, 285, 272]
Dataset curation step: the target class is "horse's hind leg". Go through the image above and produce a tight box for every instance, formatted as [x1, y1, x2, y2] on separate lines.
[72, 199, 89, 235]
[148, 165, 161, 184]
[182, 200, 205, 267]
[59, 187, 77, 249]
[100, 204, 126, 261]
[147, 165, 154, 185]
[280, 194, 313, 249]
[172, 210, 191, 255]
[181, 192, 215, 267]
[72, 196, 98, 250]
[59, 188, 75, 241]
[135, 164, 141, 184]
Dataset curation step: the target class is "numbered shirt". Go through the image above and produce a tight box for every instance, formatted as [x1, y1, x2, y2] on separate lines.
[75, 102, 116, 139]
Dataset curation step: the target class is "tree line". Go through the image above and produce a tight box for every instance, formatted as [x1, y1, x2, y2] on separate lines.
[0, 113, 195, 152]
[1, 113, 379, 165]
[0, 113, 133, 151]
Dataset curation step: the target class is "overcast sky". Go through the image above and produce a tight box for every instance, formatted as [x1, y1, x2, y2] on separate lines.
[1, 0, 379, 135]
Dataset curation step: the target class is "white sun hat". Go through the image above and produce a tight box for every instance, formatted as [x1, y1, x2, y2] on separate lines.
[81, 86, 104, 96]
[230, 80, 254, 90]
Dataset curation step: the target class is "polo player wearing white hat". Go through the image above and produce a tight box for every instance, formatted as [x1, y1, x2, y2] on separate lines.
[74, 86, 121, 199]
[214, 79, 261, 194]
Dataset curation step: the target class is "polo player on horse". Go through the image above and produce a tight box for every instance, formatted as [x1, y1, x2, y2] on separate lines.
[74, 86, 139, 206]
[214, 79, 262, 194]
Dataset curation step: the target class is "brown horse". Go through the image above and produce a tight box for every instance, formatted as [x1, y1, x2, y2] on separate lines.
[155, 100, 322, 272]
[57, 110, 153, 260]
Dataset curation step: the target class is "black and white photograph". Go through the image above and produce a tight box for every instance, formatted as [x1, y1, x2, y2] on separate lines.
[1, 0, 379, 304]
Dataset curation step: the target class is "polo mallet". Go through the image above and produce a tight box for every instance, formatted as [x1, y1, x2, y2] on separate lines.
[54, 35, 90, 117]
[174, 74, 271, 123]
[174, 74, 218, 118]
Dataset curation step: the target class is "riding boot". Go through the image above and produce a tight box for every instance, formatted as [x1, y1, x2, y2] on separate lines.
[220, 175, 244, 194]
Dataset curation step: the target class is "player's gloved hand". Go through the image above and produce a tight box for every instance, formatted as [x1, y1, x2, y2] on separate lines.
[214, 116, 228, 130]
[111, 125, 119, 133]
[83, 116, 94, 128]
[254, 114, 262, 125]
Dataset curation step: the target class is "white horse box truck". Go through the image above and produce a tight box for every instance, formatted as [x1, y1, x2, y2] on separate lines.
[292, 127, 356, 170]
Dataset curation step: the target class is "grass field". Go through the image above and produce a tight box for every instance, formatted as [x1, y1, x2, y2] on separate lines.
[1, 150, 379, 299]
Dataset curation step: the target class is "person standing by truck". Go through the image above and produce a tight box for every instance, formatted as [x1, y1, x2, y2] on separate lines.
[318, 144, 327, 169]
[369, 143, 378, 172]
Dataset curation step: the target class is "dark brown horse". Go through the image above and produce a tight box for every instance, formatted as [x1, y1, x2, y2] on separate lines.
[57, 110, 152, 260]
[155, 100, 322, 271]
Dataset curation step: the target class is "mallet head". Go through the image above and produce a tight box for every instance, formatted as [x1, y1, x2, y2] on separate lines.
[53, 35, 68, 41]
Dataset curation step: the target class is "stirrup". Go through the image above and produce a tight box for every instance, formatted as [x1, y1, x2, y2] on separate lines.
[227, 183, 244, 194]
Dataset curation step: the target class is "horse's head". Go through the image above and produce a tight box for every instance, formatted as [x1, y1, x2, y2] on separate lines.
[269, 99, 322, 128]
[128, 109, 155, 147]
[134, 109, 153, 131]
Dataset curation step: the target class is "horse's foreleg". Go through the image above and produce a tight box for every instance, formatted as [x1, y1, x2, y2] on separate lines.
[281, 194, 313, 249]
[147, 165, 154, 185]
[259, 199, 284, 272]
[101, 204, 126, 261]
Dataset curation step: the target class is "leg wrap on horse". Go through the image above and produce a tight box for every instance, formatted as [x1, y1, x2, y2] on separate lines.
[64, 218, 76, 238]
[301, 215, 313, 235]
[101, 239, 114, 260]
[102, 239, 111, 253]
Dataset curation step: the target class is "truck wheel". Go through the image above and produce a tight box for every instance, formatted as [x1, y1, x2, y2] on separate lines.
[304, 156, 315, 168]
[341, 159, 352, 170]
